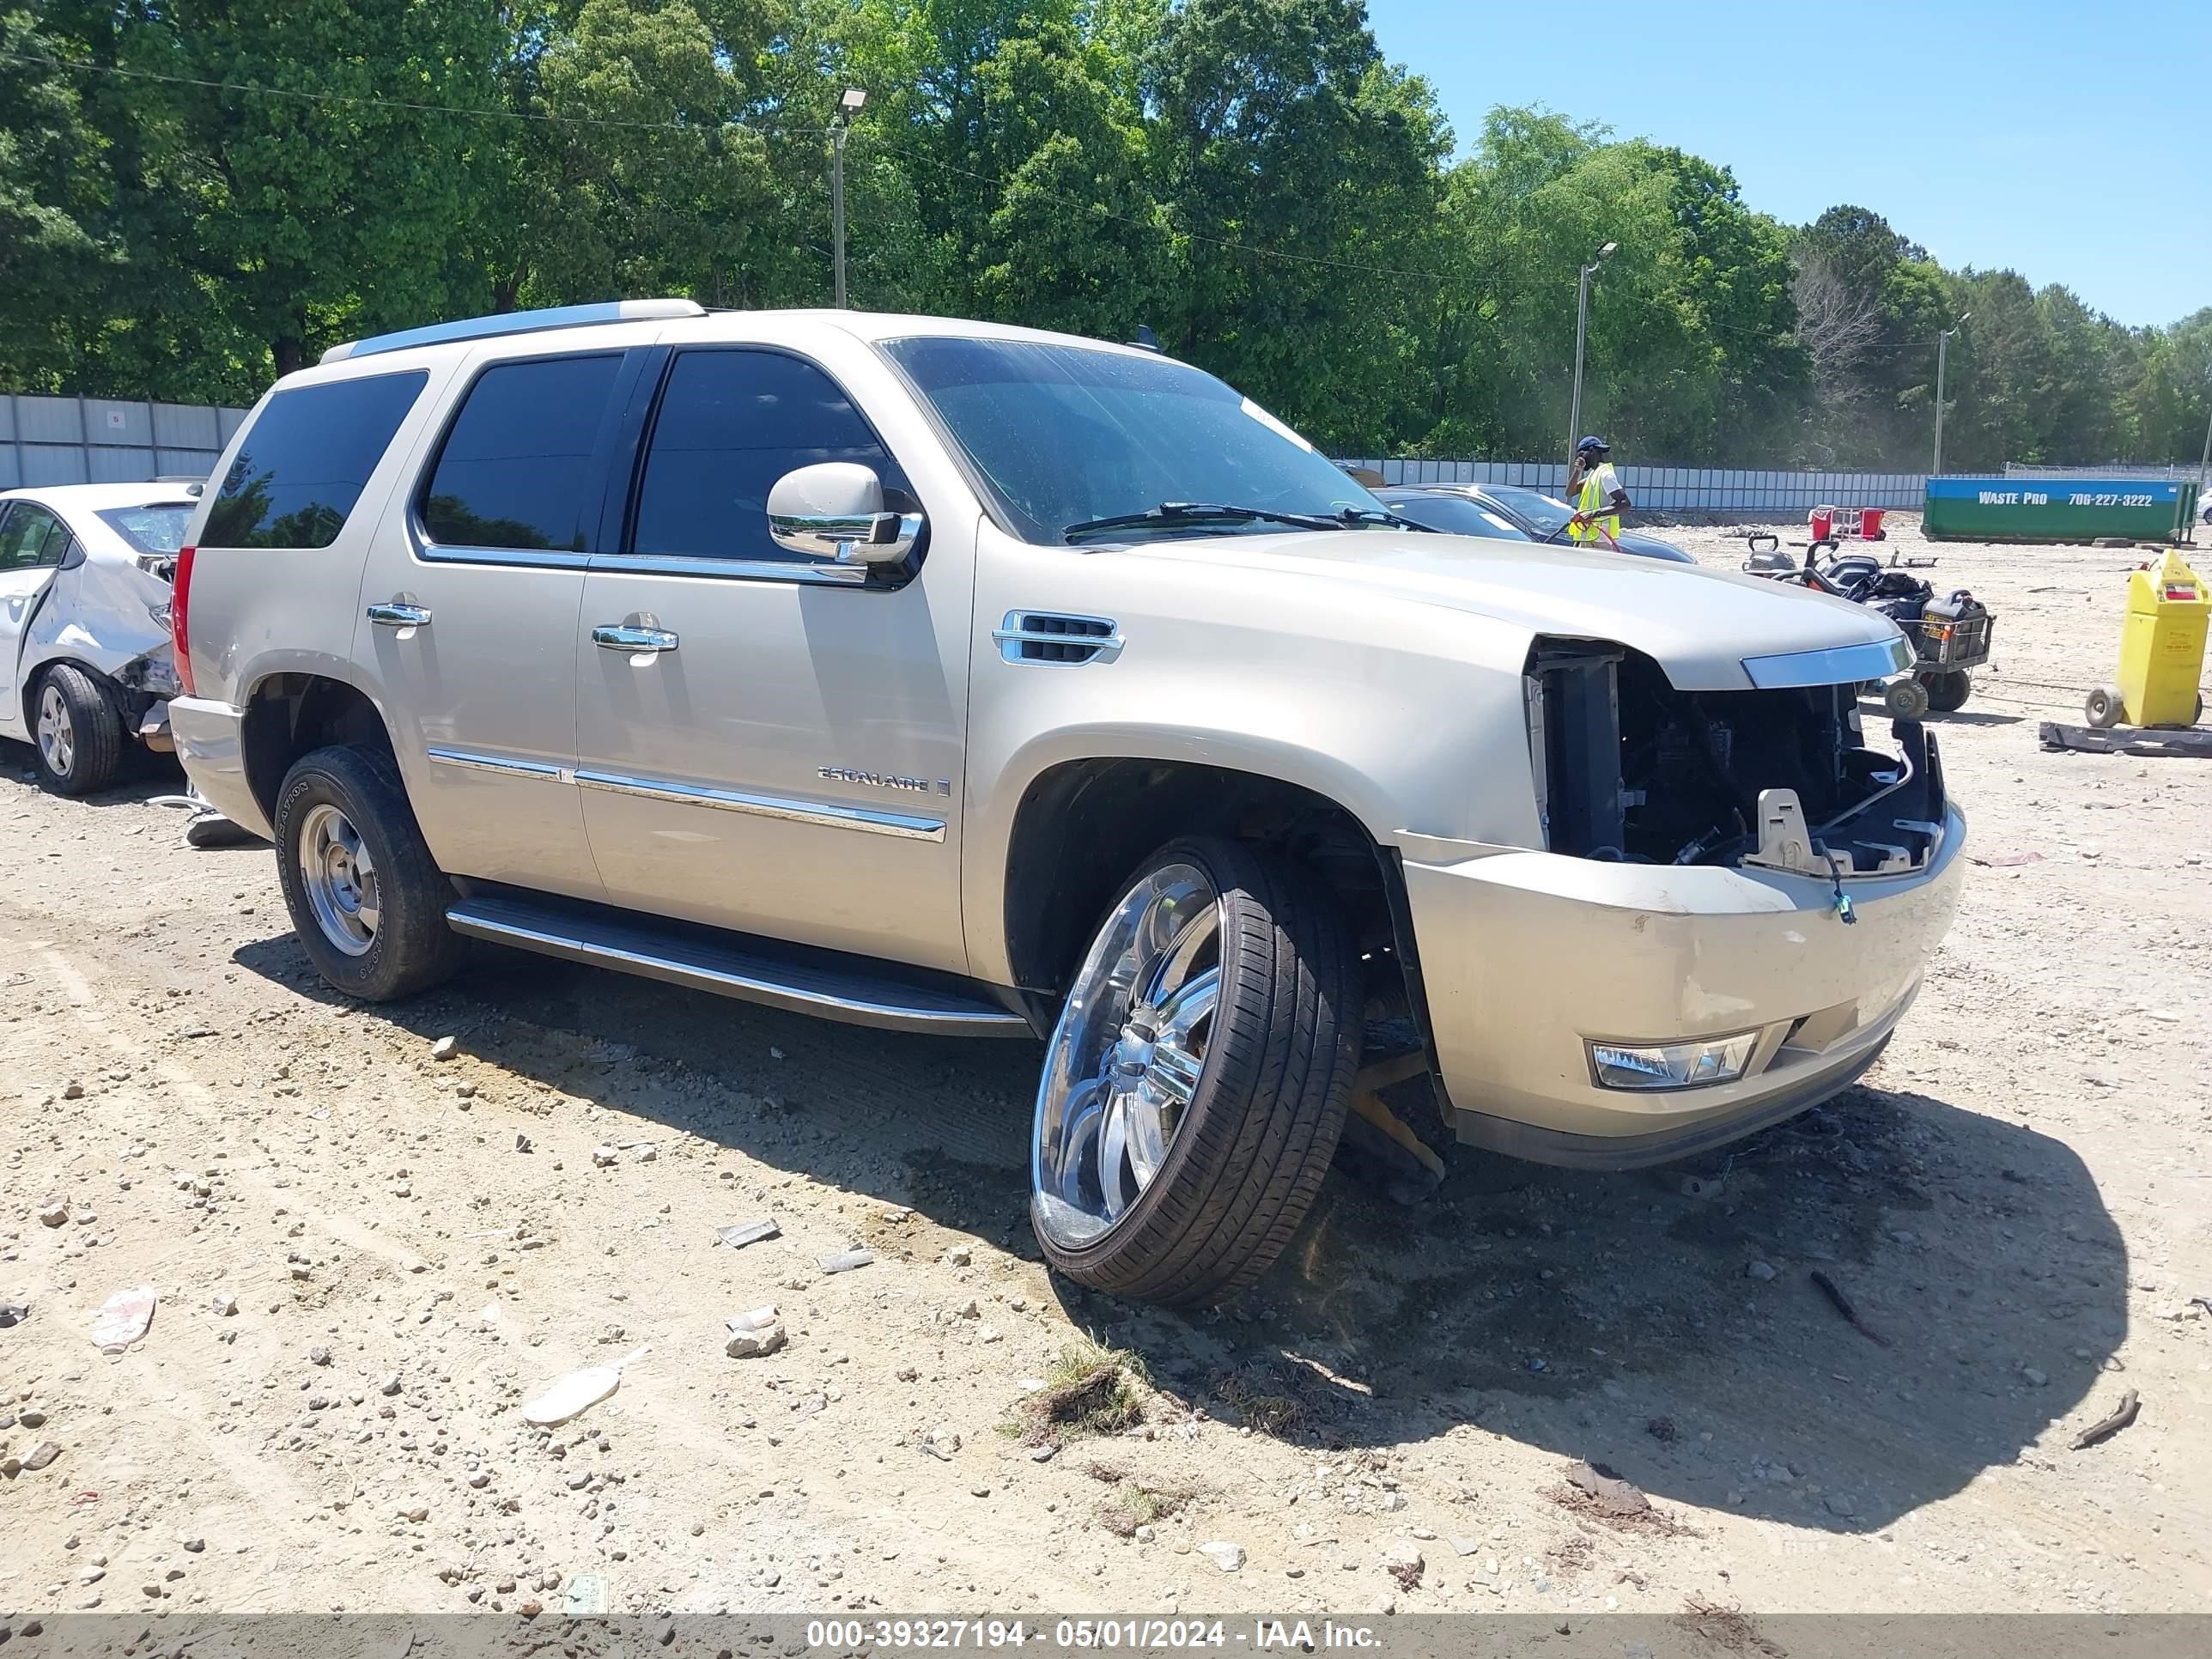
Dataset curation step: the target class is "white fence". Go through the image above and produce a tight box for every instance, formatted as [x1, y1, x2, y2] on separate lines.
[0, 394, 251, 489]
[2003, 461, 2211, 482]
[1339, 457, 1928, 514]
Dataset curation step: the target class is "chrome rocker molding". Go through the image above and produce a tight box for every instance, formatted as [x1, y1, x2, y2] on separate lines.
[1741, 635, 1913, 690]
[574, 769, 945, 842]
[443, 896, 1029, 1036]
[424, 748, 945, 842]
[427, 746, 568, 781]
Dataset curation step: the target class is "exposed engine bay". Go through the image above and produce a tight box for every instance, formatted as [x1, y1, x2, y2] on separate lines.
[1527, 641, 1946, 874]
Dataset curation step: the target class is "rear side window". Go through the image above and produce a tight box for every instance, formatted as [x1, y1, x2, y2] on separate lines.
[96, 504, 195, 556]
[630, 349, 906, 564]
[203, 371, 428, 549]
[421, 355, 623, 552]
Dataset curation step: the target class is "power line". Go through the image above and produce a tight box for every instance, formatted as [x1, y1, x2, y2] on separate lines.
[0, 48, 832, 137]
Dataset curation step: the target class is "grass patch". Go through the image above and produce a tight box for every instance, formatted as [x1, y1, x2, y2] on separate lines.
[1008, 1344, 1147, 1446]
[1209, 1356, 1364, 1439]
[1096, 1479, 1194, 1538]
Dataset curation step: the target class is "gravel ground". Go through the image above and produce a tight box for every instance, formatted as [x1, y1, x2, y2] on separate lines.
[1, 514, 2208, 1621]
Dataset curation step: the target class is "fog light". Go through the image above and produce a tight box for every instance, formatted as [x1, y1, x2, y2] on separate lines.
[1589, 1032, 1759, 1091]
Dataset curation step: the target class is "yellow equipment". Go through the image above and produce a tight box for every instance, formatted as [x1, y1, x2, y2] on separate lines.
[2084, 549, 2208, 729]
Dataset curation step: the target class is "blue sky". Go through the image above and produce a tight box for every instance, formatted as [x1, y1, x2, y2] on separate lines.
[1364, 0, 2209, 328]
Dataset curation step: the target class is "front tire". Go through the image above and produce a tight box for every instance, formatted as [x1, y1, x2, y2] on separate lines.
[272, 745, 460, 1000]
[1030, 836, 1358, 1308]
[32, 664, 123, 796]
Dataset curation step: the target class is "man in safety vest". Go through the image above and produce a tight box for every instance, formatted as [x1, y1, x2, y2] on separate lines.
[1565, 434, 1631, 544]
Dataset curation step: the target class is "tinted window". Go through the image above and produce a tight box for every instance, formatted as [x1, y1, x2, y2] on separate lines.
[1378, 492, 1531, 541]
[0, 503, 69, 570]
[96, 504, 195, 556]
[422, 355, 623, 552]
[631, 350, 904, 563]
[204, 371, 428, 548]
[883, 336, 1384, 545]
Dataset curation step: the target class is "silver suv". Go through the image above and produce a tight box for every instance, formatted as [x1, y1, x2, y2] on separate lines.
[169, 301, 1964, 1306]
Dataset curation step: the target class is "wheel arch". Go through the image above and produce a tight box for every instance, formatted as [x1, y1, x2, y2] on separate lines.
[240, 671, 402, 827]
[985, 742, 1437, 1062]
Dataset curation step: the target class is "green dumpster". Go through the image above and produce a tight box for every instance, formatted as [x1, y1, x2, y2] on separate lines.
[1923, 477, 2199, 542]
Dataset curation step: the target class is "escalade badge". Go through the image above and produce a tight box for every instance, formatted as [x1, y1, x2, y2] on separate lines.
[819, 766, 950, 796]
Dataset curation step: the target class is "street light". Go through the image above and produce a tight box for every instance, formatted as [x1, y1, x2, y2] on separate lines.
[1566, 241, 1618, 463]
[1933, 311, 1971, 476]
[832, 88, 866, 308]
[2197, 361, 2211, 497]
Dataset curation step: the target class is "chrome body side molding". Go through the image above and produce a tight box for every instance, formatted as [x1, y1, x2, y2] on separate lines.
[574, 769, 946, 842]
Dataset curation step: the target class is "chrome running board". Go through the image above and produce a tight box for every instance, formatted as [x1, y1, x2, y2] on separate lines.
[445, 894, 1032, 1038]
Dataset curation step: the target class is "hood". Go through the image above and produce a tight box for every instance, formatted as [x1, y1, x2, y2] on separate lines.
[1127, 530, 1905, 692]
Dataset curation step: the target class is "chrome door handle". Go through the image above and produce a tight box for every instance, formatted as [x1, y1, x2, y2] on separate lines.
[367, 602, 432, 627]
[592, 624, 679, 654]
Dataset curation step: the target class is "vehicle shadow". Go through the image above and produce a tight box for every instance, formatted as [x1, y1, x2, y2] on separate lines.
[229, 932, 2123, 1538]
[0, 738, 185, 803]
[1928, 707, 2026, 727]
[1109, 1078, 2124, 1537]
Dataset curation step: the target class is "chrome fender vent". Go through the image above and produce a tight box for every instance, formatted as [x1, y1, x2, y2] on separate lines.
[994, 611, 1122, 665]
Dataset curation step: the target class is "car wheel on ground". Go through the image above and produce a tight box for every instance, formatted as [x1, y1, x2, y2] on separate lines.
[2082, 684, 2125, 728]
[1924, 668, 1972, 714]
[32, 663, 124, 796]
[1030, 835, 1358, 1307]
[272, 744, 462, 1001]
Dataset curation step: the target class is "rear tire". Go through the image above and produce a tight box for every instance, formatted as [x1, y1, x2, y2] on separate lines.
[272, 744, 460, 1000]
[2083, 684, 2124, 729]
[1030, 836, 1359, 1308]
[1925, 669, 1972, 714]
[31, 664, 123, 796]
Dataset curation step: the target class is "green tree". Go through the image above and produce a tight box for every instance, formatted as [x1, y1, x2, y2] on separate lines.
[1144, 0, 1448, 448]
[0, 8, 110, 390]
[962, 19, 1171, 337]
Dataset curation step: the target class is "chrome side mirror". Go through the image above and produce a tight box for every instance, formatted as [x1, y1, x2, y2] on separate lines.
[766, 462, 922, 566]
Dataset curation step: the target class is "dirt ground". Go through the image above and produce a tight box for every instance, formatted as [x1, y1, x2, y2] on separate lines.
[2, 514, 2208, 1623]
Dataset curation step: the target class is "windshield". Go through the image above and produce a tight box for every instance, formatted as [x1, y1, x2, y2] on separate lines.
[1486, 486, 1574, 535]
[1377, 492, 1531, 542]
[882, 336, 1389, 544]
[95, 503, 195, 556]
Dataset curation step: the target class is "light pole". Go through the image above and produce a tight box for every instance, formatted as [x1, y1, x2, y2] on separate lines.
[832, 88, 866, 307]
[1933, 311, 1971, 476]
[1566, 241, 1617, 465]
[2197, 362, 2211, 495]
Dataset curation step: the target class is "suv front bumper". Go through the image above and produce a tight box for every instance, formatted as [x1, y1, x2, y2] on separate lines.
[1401, 803, 1966, 1169]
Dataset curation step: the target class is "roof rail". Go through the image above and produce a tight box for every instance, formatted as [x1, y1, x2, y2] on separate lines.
[320, 299, 707, 365]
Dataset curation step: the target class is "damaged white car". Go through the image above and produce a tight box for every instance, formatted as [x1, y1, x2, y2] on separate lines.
[0, 481, 199, 793]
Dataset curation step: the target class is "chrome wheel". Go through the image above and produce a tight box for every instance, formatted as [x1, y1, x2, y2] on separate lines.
[36, 684, 75, 779]
[298, 802, 380, 957]
[1034, 863, 1222, 1249]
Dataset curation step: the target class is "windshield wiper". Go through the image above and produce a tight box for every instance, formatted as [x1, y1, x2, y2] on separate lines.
[1337, 506, 1435, 532]
[1063, 501, 1350, 542]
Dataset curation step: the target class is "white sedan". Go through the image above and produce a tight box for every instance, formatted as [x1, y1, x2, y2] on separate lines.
[0, 480, 201, 793]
